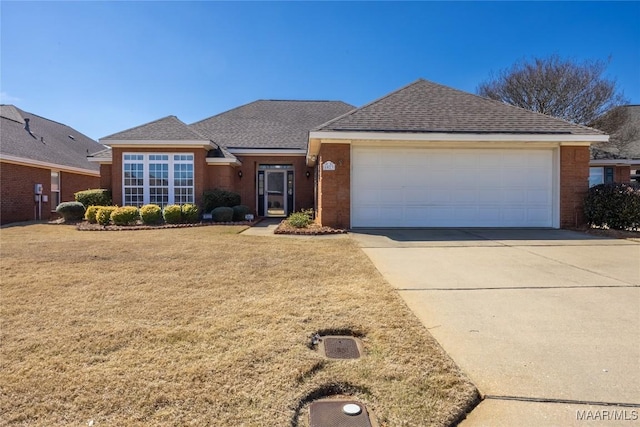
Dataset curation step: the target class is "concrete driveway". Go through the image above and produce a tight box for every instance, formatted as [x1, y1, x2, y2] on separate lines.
[351, 229, 640, 426]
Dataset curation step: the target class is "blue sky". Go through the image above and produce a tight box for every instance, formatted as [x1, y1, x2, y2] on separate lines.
[1, 1, 639, 141]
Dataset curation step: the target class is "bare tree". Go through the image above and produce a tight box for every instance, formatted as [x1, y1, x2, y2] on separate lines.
[477, 55, 627, 125]
[590, 106, 639, 157]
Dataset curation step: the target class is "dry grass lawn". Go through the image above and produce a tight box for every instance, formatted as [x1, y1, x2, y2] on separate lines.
[1, 224, 478, 426]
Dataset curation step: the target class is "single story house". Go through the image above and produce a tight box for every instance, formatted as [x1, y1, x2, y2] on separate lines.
[589, 105, 640, 186]
[0, 105, 103, 225]
[90, 100, 354, 217]
[91, 79, 610, 229]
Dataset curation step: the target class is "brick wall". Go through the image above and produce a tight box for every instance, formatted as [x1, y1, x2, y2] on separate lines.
[227, 155, 313, 216]
[0, 161, 99, 225]
[614, 165, 631, 183]
[100, 164, 112, 189]
[560, 146, 590, 228]
[316, 144, 350, 229]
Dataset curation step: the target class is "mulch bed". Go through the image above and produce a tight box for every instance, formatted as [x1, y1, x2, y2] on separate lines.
[274, 220, 347, 235]
[576, 226, 640, 240]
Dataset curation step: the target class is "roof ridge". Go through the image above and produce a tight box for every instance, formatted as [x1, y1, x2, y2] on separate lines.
[313, 78, 425, 131]
[101, 115, 199, 140]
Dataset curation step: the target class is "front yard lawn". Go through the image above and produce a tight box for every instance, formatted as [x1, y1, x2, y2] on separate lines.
[1, 224, 478, 426]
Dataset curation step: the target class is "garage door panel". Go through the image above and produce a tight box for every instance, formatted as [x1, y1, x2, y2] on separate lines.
[351, 147, 555, 228]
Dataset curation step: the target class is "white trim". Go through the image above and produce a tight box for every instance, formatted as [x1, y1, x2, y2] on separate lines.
[228, 148, 306, 155]
[589, 159, 640, 166]
[0, 154, 100, 176]
[87, 156, 112, 164]
[206, 158, 242, 166]
[102, 140, 215, 149]
[309, 130, 608, 143]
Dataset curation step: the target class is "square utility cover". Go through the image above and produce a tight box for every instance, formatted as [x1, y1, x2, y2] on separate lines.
[323, 337, 361, 359]
[309, 400, 372, 427]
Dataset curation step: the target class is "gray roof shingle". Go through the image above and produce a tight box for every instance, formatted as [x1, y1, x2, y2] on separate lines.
[591, 105, 640, 159]
[316, 79, 604, 136]
[190, 100, 355, 150]
[1, 105, 103, 171]
[101, 116, 210, 141]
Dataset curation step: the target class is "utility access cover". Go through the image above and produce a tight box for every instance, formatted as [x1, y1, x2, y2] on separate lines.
[323, 337, 361, 359]
[309, 400, 372, 427]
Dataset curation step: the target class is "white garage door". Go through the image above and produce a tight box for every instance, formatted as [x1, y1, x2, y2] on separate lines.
[351, 146, 555, 228]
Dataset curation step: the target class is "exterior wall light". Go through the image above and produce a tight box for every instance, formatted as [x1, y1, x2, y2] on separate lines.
[238, 170, 243, 179]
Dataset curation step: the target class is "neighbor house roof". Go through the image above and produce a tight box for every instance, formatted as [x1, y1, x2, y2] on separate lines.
[590, 105, 640, 160]
[101, 115, 211, 141]
[190, 100, 355, 150]
[315, 79, 604, 136]
[0, 105, 103, 173]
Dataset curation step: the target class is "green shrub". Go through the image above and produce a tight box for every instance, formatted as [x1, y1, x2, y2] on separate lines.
[286, 211, 312, 228]
[75, 189, 112, 207]
[181, 204, 200, 223]
[96, 206, 118, 226]
[584, 183, 640, 230]
[202, 189, 241, 213]
[232, 205, 251, 221]
[163, 205, 183, 224]
[56, 201, 86, 222]
[84, 205, 105, 223]
[139, 204, 163, 225]
[211, 206, 234, 222]
[111, 206, 140, 226]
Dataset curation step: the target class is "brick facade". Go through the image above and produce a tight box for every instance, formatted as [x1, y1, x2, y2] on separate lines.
[0, 161, 99, 225]
[316, 144, 350, 229]
[560, 146, 590, 228]
[104, 150, 313, 217]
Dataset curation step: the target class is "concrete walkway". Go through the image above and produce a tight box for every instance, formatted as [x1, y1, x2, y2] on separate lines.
[351, 229, 640, 427]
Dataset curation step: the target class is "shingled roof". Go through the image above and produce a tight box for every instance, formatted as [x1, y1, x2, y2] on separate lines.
[316, 79, 604, 136]
[0, 105, 103, 172]
[101, 115, 210, 141]
[190, 100, 355, 150]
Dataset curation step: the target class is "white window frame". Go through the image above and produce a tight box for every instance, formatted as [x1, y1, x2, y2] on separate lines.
[50, 170, 60, 211]
[122, 153, 194, 207]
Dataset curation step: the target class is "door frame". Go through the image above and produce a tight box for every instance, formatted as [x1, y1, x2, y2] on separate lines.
[257, 165, 294, 217]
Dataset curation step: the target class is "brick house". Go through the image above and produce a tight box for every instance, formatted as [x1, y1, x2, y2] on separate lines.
[0, 105, 104, 225]
[90, 101, 354, 217]
[92, 79, 608, 229]
[310, 79, 610, 229]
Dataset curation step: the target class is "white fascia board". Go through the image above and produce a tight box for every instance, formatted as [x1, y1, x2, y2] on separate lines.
[227, 148, 306, 156]
[101, 140, 215, 149]
[87, 155, 113, 163]
[590, 159, 640, 166]
[309, 131, 608, 143]
[206, 158, 242, 166]
[0, 154, 100, 176]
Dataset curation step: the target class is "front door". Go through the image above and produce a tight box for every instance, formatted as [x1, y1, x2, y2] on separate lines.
[257, 166, 294, 217]
[265, 170, 286, 217]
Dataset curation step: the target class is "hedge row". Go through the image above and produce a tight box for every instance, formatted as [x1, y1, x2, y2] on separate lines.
[83, 204, 201, 226]
[584, 183, 640, 230]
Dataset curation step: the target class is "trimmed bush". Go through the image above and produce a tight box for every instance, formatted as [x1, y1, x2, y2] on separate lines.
[96, 206, 118, 226]
[140, 204, 163, 225]
[111, 206, 140, 226]
[286, 210, 312, 228]
[211, 206, 234, 223]
[584, 183, 640, 230]
[56, 201, 86, 222]
[202, 189, 241, 213]
[181, 204, 199, 223]
[163, 205, 183, 224]
[84, 205, 105, 223]
[232, 205, 251, 221]
[75, 189, 112, 207]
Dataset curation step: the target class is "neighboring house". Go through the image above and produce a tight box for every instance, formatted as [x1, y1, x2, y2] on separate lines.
[589, 105, 640, 186]
[89, 101, 354, 217]
[0, 105, 104, 225]
[308, 79, 607, 229]
[91, 79, 608, 230]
